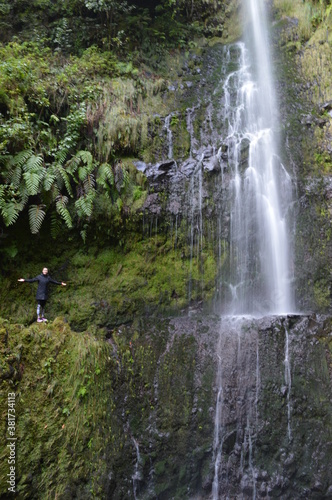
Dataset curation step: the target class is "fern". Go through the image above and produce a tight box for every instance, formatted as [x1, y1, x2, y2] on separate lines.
[43, 168, 57, 191]
[122, 167, 130, 189]
[28, 204, 46, 234]
[23, 154, 44, 173]
[1, 201, 21, 226]
[10, 150, 33, 170]
[56, 194, 73, 228]
[54, 148, 67, 166]
[56, 165, 73, 196]
[83, 173, 95, 193]
[80, 229, 87, 243]
[9, 165, 22, 190]
[97, 163, 114, 190]
[76, 150, 93, 169]
[75, 191, 95, 218]
[23, 171, 44, 195]
[50, 212, 62, 239]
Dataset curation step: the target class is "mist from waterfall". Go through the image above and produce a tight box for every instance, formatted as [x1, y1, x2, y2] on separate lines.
[225, 0, 294, 316]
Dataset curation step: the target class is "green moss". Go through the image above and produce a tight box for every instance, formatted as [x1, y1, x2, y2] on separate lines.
[313, 278, 331, 310]
[0, 318, 113, 498]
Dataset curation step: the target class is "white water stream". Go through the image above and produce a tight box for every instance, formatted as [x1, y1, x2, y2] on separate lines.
[225, 0, 294, 316]
[212, 0, 295, 497]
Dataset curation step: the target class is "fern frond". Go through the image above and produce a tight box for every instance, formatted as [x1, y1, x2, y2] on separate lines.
[23, 171, 44, 196]
[76, 150, 93, 168]
[65, 155, 80, 175]
[50, 212, 62, 239]
[80, 229, 87, 243]
[19, 188, 29, 209]
[0, 154, 11, 167]
[55, 148, 67, 165]
[75, 191, 95, 218]
[1, 201, 22, 226]
[83, 173, 95, 193]
[57, 166, 73, 196]
[66, 150, 93, 177]
[43, 168, 57, 191]
[9, 166, 22, 190]
[56, 195, 73, 228]
[122, 167, 130, 188]
[97, 163, 114, 190]
[23, 154, 44, 172]
[28, 204, 46, 234]
[10, 150, 33, 169]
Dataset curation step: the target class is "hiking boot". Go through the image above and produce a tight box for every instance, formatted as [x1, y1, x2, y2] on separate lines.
[42, 317, 48, 322]
[37, 318, 43, 323]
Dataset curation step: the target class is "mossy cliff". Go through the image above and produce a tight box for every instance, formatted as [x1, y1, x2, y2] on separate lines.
[0, 314, 219, 498]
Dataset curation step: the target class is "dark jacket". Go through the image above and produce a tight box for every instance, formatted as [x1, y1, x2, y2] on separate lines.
[25, 274, 62, 300]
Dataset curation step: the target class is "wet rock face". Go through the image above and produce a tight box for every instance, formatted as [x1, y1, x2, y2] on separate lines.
[104, 313, 332, 499]
[210, 314, 332, 499]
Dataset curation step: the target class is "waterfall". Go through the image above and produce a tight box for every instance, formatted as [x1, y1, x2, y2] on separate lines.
[224, 0, 294, 315]
[212, 0, 295, 496]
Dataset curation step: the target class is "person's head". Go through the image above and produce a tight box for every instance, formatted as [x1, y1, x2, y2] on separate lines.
[42, 267, 48, 275]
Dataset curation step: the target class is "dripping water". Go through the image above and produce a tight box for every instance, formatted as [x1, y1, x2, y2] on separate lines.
[284, 324, 292, 441]
[132, 437, 142, 499]
[164, 114, 174, 159]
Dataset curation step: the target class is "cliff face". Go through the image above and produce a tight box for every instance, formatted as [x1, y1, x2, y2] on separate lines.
[1, 1, 332, 498]
[1, 314, 331, 498]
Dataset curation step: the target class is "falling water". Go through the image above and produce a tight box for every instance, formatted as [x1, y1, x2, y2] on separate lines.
[212, 317, 260, 499]
[284, 324, 292, 441]
[132, 436, 142, 499]
[188, 155, 204, 304]
[225, 0, 294, 315]
[212, 0, 295, 496]
[164, 114, 174, 159]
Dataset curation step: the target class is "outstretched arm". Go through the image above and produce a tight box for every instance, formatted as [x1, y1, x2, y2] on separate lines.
[18, 278, 25, 282]
[48, 278, 66, 286]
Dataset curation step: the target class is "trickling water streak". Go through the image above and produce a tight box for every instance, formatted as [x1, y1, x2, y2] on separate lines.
[164, 114, 173, 159]
[284, 325, 292, 441]
[212, 347, 224, 500]
[255, 338, 260, 430]
[248, 418, 256, 500]
[132, 437, 142, 499]
[188, 155, 204, 304]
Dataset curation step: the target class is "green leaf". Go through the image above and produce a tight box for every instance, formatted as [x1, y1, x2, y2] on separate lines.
[28, 204, 46, 234]
[43, 168, 57, 191]
[75, 191, 95, 218]
[23, 154, 44, 172]
[57, 166, 73, 196]
[1, 201, 22, 226]
[56, 195, 73, 228]
[97, 163, 114, 190]
[23, 171, 43, 195]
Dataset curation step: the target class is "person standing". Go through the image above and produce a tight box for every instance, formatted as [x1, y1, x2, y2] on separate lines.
[18, 267, 66, 322]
